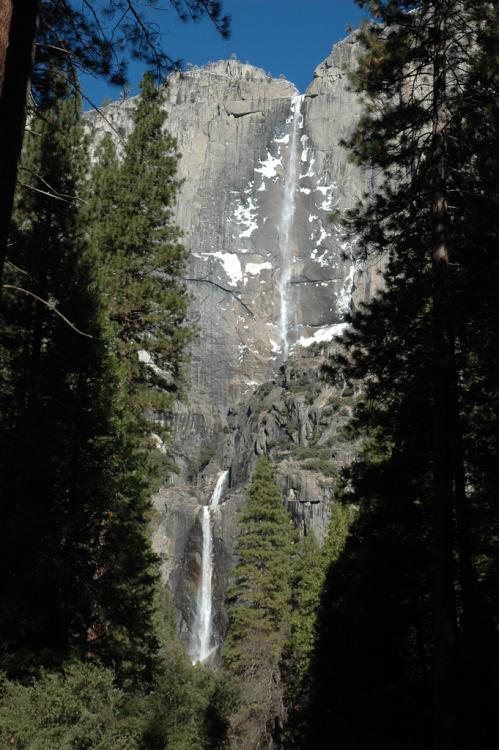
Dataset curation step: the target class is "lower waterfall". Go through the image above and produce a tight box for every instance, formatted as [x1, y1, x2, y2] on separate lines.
[191, 469, 229, 664]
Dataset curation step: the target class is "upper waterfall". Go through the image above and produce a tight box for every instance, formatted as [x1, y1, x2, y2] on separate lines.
[278, 94, 304, 359]
[87, 35, 370, 413]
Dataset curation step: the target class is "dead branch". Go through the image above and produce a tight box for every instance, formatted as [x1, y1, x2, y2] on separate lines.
[19, 166, 87, 204]
[2, 284, 94, 338]
[17, 180, 75, 204]
[5, 259, 29, 276]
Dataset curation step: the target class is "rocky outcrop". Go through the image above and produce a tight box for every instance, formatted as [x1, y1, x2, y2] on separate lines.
[152, 341, 360, 656]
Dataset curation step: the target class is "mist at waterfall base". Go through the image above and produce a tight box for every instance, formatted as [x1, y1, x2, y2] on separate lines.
[190, 470, 229, 664]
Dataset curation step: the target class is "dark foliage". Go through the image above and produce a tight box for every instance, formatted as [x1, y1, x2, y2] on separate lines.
[300, 3, 499, 748]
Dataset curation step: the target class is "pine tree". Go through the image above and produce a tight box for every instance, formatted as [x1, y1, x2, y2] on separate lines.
[282, 503, 353, 748]
[304, 415, 435, 748]
[307, 2, 499, 746]
[0, 90, 160, 687]
[88, 72, 191, 445]
[223, 458, 296, 749]
[0, 92, 106, 673]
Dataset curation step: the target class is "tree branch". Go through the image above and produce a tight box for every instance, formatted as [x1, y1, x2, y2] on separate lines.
[19, 165, 87, 204]
[2, 284, 94, 338]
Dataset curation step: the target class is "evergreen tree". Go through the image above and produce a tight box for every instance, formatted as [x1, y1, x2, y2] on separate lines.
[0, 90, 159, 687]
[305, 3, 499, 747]
[88, 72, 191, 444]
[305, 418, 435, 748]
[0, 92, 108, 674]
[223, 458, 296, 749]
[282, 503, 352, 748]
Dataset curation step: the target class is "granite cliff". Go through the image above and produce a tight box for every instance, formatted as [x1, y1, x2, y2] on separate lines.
[87, 33, 382, 661]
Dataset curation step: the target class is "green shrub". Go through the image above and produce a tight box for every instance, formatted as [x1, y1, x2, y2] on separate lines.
[302, 459, 338, 477]
[0, 663, 142, 750]
[188, 442, 216, 478]
[292, 446, 331, 461]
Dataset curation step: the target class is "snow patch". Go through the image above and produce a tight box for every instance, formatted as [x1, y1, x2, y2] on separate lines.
[137, 350, 172, 382]
[296, 323, 349, 348]
[316, 183, 338, 211]
[151, 433, 167, 454]
[274, 133, 290, 144]
[310, 246, 330, 267]
[234, 195, 258, 238]
[245, 261, 272, 275]
[204, 252, 242, 286]
[318, 226, 330, 245]
[300, 154, 315, 179]
[300, 134, 309, 162]
[337, 244, 360, 315]
[255, 152, 282, 179]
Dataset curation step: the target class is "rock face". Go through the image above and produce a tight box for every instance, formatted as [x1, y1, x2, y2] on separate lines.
[87, 33, 381, 659]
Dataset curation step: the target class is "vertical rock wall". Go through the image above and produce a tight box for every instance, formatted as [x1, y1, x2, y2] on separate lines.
[87, 33, 381, 658]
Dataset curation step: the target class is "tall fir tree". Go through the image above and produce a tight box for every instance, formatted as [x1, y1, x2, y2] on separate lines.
[88, 72, 191, 442]
[305, 3, 499, 747]
[223, 458, 296, 749]
[0, 89, 160, 687]
[281, 503, 353, 749]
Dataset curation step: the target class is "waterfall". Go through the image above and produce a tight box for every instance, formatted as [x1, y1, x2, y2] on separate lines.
[278, 94, 304, 359]
[191, 469, 229, 664]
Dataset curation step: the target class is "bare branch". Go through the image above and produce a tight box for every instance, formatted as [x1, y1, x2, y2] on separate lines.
[17, 180, 76, 204]
[5, 259, 29, 276]
[126, 0, 173, 78]
[18, 166, 87, 204]
[2, 285, 94, 338]
[35, 42, 71, 55]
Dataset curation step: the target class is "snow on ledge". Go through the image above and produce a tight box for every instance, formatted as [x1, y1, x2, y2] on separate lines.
[203, 251, 243, 286]
[245, 261, 272, 275]
[296, 322, 349, 348]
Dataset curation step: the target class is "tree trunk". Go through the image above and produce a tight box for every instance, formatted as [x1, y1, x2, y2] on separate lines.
[431, 5, 458, 749]
[0, 0, 13, 96]
[0, 0, 39, 292]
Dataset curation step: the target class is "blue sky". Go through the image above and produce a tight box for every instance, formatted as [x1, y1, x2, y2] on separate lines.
[81, 1, 366, 108]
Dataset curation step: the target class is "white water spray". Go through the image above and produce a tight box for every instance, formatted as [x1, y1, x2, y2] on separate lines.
[278, 94, 304, 359]
[191, 470, 228, 664]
